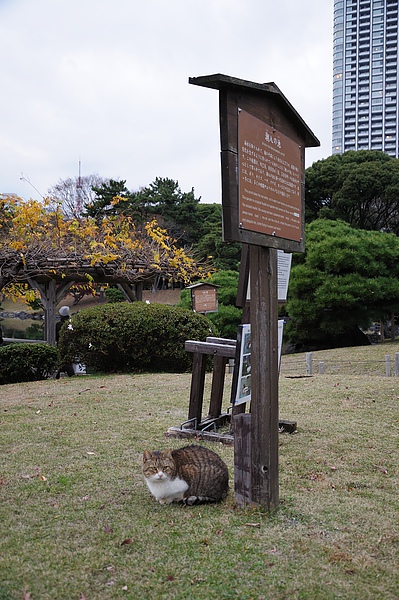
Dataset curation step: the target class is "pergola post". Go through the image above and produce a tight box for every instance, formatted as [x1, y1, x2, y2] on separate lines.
[28, 279, 73, 346]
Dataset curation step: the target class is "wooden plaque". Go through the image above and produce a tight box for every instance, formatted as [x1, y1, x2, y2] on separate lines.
[238, 109, 302, 242]
[191, 285, 218, 313]
[189, 74, 320, 253]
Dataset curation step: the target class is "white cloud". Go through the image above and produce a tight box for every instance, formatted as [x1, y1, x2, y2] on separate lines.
[0, 0, 332, 202]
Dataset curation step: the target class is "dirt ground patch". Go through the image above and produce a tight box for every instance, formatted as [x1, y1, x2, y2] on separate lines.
[64, 287, 182, 310]
[1, 288, 182, 314]
[142, 288, 182, 305]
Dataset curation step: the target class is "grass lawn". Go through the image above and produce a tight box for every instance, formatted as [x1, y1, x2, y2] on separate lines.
[1, 344, 398, 599]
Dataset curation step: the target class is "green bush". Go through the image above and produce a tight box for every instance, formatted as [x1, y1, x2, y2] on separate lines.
[177, 288, 192, 310]
[104, 287, 126, 303]
[58, 302, 218, 373]
[177, 270, 242, 339]
[0, 343, 58, 385]
[207, 304, 242, 340]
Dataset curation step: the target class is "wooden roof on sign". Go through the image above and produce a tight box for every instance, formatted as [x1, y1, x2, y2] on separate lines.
[186, 282, 220, 290]
[189, 73, 320, 148]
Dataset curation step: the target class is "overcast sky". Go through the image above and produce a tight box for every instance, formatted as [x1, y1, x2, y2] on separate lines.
[1, 0, 333, 203]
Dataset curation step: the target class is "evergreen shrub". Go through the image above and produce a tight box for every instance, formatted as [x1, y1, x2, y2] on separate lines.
[58, 302, 218, 373]
[104, 287, 126, 303]
[177, 270, 242, 339]
[207, 305, 242, 341]
[0, 343, 58, 385]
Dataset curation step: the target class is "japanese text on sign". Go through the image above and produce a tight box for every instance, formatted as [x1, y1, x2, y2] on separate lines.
[238, 109, 302, 242]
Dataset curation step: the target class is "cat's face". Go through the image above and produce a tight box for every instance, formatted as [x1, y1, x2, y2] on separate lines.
[142, 450, 176, 482]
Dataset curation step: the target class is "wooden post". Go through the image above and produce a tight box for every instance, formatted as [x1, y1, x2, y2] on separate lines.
[189, 74, 319, 512]
[306, 352, 313, 375]
[208, 355, 228, 418]
[233, 413, 252, 506]
[395, 353, 399, 377]
[29, 280, 57, 346]
[187, 353, 207, 425]
[249, 245, 279, 510]
[43, 281, 57, 346]
[385, 355, 391, 377]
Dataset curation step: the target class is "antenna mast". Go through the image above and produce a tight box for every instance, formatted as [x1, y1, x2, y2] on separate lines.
[77, 159, 83, 216]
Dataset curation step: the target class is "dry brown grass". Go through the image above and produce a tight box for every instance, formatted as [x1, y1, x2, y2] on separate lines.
[0, 343, 398, 599]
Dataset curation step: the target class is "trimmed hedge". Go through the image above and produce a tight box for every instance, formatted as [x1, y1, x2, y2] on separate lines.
[207, 304, 242, 340]
[58, 302, 218, 373]
[0, 343, 59, 385]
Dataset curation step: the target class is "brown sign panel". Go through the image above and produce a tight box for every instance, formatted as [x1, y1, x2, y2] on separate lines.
[189, 74, 319, 254]
[192, 286, 218, 313]
[238, 109, 302, 242]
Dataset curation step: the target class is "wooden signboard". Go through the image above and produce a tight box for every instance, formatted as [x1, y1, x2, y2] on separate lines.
[189, 74, 319, 510]
[189, 74, 319, 254]
[188, 283, 218, 314]
[238, 109, 302, 243]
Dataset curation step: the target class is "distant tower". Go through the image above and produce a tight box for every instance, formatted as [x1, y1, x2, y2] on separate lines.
[76, 159, 83, 215]
[332, 0, 399, 157]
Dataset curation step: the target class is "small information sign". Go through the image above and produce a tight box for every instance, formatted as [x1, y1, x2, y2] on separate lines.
[234, 320, 284, 406]
[189, 283, 218, 314]
[246, 250, 292, 303]
[277, 250, 292, 303]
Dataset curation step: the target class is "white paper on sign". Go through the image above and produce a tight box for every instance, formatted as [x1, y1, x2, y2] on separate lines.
[246, 251, 292, 303]
[234, 320, 284, 406]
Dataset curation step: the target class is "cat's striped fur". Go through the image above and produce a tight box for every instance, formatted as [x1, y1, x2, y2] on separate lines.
[142, 444, 229, 505]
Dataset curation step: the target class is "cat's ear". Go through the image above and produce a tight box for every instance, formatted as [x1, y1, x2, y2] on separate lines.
[142, 450, 152, 462]
[163, 449, 173, 459]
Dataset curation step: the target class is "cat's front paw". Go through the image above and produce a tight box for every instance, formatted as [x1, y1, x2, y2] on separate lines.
[158, 497, 174, 505]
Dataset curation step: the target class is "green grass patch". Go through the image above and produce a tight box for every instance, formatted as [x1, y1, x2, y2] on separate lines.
[1, 345, 398, 599]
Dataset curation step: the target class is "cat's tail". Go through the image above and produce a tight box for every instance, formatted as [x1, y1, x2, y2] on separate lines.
[181, 493, 227, 506]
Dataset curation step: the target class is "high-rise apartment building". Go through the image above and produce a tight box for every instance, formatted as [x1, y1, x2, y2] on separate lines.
[332, 0, 399, 157]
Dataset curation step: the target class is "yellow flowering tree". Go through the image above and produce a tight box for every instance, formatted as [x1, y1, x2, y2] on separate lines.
[0, 196, 209, 343]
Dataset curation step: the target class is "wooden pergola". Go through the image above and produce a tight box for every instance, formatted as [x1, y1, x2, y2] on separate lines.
[0, 258, 179, 346]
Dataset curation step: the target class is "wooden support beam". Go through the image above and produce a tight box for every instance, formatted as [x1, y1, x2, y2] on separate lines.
[185, 340, 236, 358]
[233, 413, 252, 506]
[117, 283, 137, 302]
[55, 281, 74, 305]
[187, 353, 208, 425]
[208, 355, 228, 418]
[28, 279, 57, 346]
[166, 426, 234, 445]
[249, 245, 279, 510]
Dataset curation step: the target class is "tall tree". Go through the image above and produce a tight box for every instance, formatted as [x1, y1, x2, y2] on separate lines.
[86, 177, 203, 245]
[48, 174, 107, 218]
[305, 150, 399, 232]
[133, 177, 201, 245]
[85, 179, 132, 221]
[193, 204, 241, 271]
[285, 219, 399, 349]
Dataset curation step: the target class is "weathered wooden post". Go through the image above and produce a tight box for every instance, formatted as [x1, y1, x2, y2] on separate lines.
[306, 352, 313, 375]
[386, 354, 392, 377]
[190, 74, 319, 509]
[395, 352, 399, 377]
[27, 278, 73, 346]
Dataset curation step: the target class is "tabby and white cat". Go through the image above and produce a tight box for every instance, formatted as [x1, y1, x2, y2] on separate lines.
[142, 444, 229, 505]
